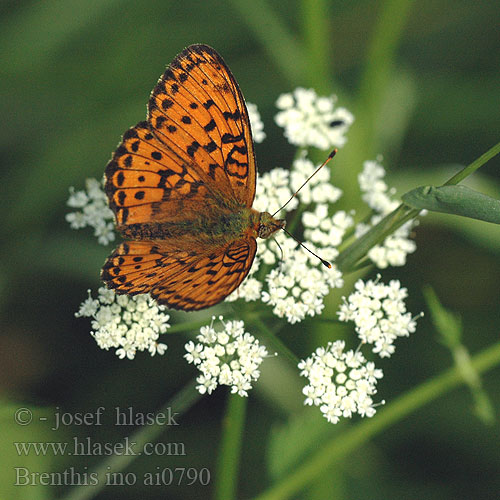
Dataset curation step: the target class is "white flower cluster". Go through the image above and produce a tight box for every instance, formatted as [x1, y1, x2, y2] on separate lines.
[227, 154, 346, 323]
[66, 178, 115, 245]
[356, 160, 417, 268]
[358, 159, 398, 213]
[337, 277, 420, 358]
[260, 236, 343, 323]
[76, 287, 169, 359]
[247, 101, 266, 143]
[275, 88, 354, 150]
[299, 277, 420, 423]
[299, 340, 383, 424]
[184, 318, 268, 397]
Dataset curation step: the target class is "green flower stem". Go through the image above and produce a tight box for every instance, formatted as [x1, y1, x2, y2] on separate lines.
[336, 204, 409, 272]
[229, 0, 307, 86]
[215, 394, 248, 500]
[336, 141, 500, 272]
[444, 141, 500, 186]
[58, 380, 200, 500]
[252, 317, 300, 366]
[252, 340, 500, 500]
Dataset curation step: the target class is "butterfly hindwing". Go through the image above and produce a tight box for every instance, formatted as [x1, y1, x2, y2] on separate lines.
[101, 238, 257, 311]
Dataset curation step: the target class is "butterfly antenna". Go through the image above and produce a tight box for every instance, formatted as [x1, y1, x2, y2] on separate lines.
[272, 148, 338, 217]
[282, 227, 332, 269]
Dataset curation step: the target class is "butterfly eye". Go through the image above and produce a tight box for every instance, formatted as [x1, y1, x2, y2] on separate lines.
[257, 224, 272, 239]
[258, 213, 284, 239]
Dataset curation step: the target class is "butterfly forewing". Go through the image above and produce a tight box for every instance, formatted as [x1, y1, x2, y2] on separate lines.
[102, 44, 260, 310]
[105, 122, 212, 226]
[148, 44, 256, 207]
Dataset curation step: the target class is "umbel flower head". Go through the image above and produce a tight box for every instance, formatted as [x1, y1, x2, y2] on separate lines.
[275, 88, 354, 150]
[66, 178, 115, 245]
[338, 276, 420, 358]
[246, 101, 266, 143]
[356, 159, 417, 268]
[299, 340, 384, 424]
[184, 317, 268, 397]
[299, 277, 419, 423]
[76, 287, 169, 359]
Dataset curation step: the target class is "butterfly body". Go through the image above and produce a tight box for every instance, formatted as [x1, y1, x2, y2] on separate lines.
[118, 206, 282, 246]
[102, 44, 284, 310]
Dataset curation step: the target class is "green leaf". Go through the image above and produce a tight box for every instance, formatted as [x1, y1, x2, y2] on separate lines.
[402, 185, 500, 224]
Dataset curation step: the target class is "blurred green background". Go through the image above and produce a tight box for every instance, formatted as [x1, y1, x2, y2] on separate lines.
[1, 0, 500, 499]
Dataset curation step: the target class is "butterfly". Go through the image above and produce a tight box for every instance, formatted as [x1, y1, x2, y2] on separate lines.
[101, 44, 285, 311]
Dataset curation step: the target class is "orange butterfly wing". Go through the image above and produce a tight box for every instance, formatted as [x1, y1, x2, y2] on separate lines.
[105, 121, 216, 227]
[102, 44, 259, 310]
[148, 44, 256, 207]
[102, 238, 257, 311]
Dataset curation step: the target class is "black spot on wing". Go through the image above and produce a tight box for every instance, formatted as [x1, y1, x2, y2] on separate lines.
[204, 119, 216, 132]
[223, 109, 241, 121]
[203, 141, 217, 153]
[221, 133, 243, 144]
[162, 99, 174, 110]
[187, 141, 200, 157]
